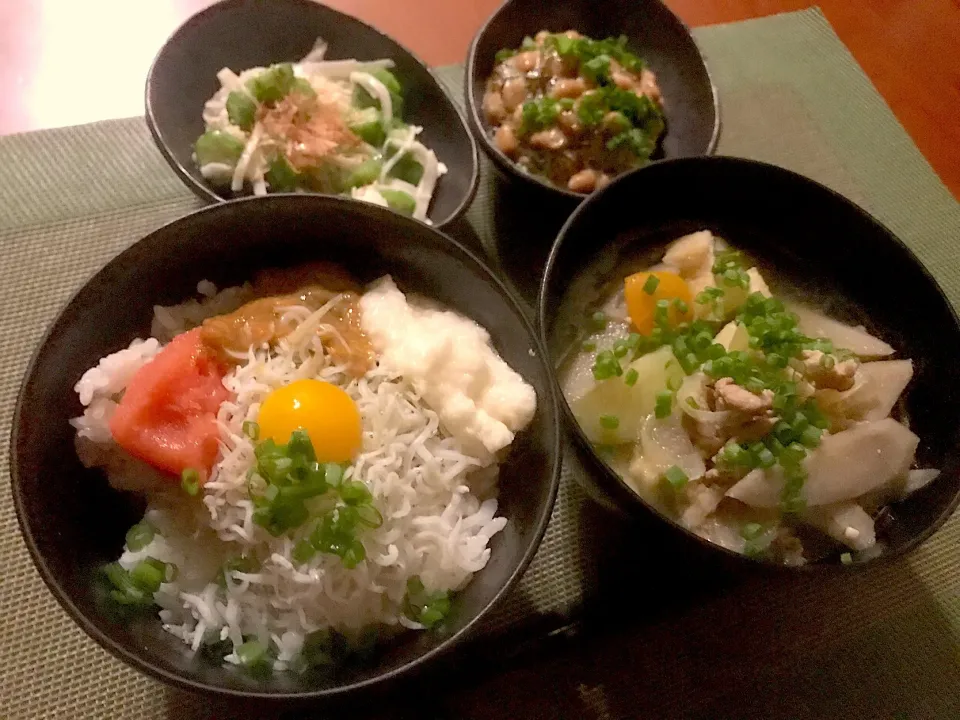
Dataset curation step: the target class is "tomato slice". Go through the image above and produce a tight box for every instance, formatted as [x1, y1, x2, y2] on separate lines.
[109, 328, 230, 481]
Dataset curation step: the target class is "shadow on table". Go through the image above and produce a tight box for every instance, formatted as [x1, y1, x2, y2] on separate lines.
[439, 562, 960, 719]
[163, 534, 960, 719]
[447, 175, 578, 316]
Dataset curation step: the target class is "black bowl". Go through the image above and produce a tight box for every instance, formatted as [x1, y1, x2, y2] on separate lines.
[11, 195, 561, 701]
[539, 156, 960, 570]
[465, 0, 719, 204]
[146, 0, 479, 227]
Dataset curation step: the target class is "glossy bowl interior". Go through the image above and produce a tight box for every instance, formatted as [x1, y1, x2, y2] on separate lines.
[465, 0, 719, 202]
[11, 195, 561, 700]
[146, 0, 479, 227]
[539, 156, 960, 569]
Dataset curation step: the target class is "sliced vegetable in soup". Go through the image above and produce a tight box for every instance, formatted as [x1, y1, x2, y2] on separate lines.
[561, 230, 939, 565]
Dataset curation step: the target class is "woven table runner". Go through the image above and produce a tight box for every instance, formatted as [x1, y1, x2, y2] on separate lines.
[1, 8, 958, 719]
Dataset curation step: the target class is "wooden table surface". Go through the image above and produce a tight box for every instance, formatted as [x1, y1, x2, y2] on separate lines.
[1, 0, 957, 199]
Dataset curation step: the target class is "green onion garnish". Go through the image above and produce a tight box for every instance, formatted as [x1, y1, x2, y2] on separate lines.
[581, 340, 597, 351]
[242, 421, 260, 441]
[292, 539, 316, 565]
[654, 390, 673, 419]
[624, 368, 639, 387]
[592, 350, 623, 381]
[103, 563, 151, 606]
[741, 522, 763, 541]
[591, 311, 608, 330]
[404, 577, 452, 629]
[599, 414, 620, 430]
[840, 552, 853, 565]
[800, 425, 823, 448]
[130, 558, 165, 594]
[663, 465, 688, 490]
[125, 521, 155, 552]
[642, 275, 660, 295]
[181, 468, 200, 496]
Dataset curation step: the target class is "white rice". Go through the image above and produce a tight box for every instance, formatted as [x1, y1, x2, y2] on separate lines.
[73, 281, 509, 671]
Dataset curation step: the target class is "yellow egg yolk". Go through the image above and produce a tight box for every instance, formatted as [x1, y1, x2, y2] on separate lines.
[257, 379, 362, 463]
[624, 270, 693, 335]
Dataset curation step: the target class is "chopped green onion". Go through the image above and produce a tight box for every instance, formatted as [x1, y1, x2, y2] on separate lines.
[181, 468, 200, 496]
[582, 54, 612, 83]
[339, 480, 373, 505]
[840, 552, 853, 565]
[800, 425, 823, 448]
[695, 286, 724, 305]
[705, 343, 726, 360]
[125, 521, 155, 552]
[404, 576, 451, 629]
[103, 563, 151, 606]
[591, 311, 608, 330]
[756, 447, 776, 468]
[242, 421, 260, 440]
[663, 465, 688, 490]
[130, 558, 166, 594]
[494, 48, 517, 64]
[673, 298, 689, 316]
[686, 396, 699, 409]
[624, 368, 639, 387]
[654, 390, 673, 419]
[293, 539, 316, 564]
[356, 504, 383, 529]
[592, 349, 623, 380]
[642, 275, 660, 295]
[741, 522, 764, 541]
[324, 462, 344, 488]
[581, 340, 597, 352]
[654, 299, 670, 325]
[599, 414, 620, 430]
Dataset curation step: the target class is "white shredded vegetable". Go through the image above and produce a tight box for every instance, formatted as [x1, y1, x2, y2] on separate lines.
[198, 36, 443, 220]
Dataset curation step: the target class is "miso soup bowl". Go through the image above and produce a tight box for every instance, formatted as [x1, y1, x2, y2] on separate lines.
[538, 156, 960, 570]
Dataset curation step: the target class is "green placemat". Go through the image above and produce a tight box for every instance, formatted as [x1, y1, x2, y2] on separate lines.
[1, 8, 958, 719]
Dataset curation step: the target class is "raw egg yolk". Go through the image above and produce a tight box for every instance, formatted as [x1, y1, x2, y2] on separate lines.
[257, 379, 362, 463]
[624, 271, 693, 335]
